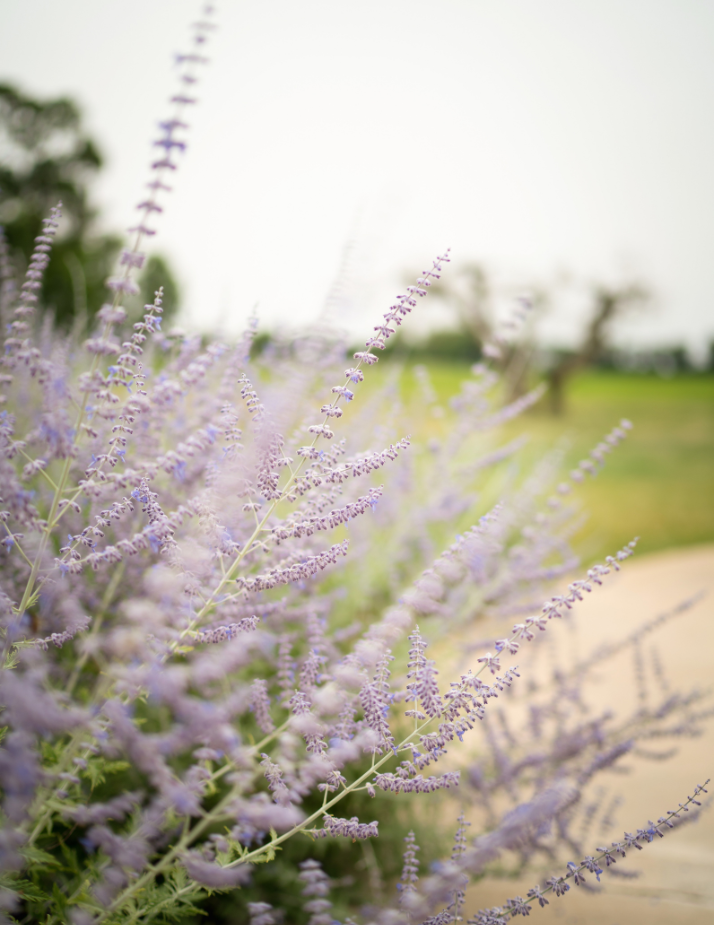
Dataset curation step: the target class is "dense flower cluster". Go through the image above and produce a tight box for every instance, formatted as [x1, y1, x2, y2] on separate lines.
[0, 7, 709, 925]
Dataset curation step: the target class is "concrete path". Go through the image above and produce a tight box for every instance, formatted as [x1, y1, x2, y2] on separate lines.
[462, 543, 714, 924]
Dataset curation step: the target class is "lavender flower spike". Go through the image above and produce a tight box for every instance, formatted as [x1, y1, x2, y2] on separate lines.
[1, 2, 708, 921]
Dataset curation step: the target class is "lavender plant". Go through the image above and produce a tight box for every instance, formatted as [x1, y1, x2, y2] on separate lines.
[0, 7, 709, 925]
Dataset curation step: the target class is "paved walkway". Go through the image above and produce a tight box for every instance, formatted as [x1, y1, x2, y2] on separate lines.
[462, 543, 714, 924]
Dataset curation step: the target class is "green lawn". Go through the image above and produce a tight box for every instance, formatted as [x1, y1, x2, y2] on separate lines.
[366, 363, 714, 562]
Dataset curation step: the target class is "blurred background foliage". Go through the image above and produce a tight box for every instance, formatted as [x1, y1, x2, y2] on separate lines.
[362, 363, 714, 563]
[0, 83, 179, 327]
[1, 84, 710, 565]
[1, 81, 712, 925]
[249, 256, 713, 568]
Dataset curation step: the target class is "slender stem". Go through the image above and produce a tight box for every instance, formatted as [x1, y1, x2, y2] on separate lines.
[17, 447, 59, 491]
[66, 561, 127, 694]
[98, 713, 434, 922]
[25, 675, 112, 846]
[16, 320, 114, 616]
[1, 520, 33, 569]
[477, 780, 711, 922]
[25, 564, 128, 845]
[167, 379, 360, 652]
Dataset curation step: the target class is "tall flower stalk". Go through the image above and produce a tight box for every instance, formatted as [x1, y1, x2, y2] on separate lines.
[0, 6, 709, 925]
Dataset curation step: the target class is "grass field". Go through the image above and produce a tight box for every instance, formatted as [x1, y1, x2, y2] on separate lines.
[365, 363, 714, 563]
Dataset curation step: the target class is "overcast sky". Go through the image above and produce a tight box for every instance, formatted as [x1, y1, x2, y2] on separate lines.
[2, 0, 714, 357]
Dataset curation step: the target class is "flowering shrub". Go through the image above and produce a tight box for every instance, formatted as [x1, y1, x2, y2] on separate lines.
[0, 7, 709, 925]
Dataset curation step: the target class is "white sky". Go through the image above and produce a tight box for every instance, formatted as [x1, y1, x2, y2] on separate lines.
[2, 0, 714, 357]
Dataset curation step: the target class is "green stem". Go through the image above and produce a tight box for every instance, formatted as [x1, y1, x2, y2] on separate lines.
[168, 418, 345, 652]
[1, 520, 33, 569]
[99, 715, 433, 923]
[16, 320, 115, 616]
[17, 447, 59, 491]
[24, 562, 130, 845]
[66, 561, 127, 695]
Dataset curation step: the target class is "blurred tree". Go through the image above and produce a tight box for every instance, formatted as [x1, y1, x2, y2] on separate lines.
[0, 83, 179, 328]
[432, 263, 649, 413]
[429, 262, 543, 402]
[438, 261, 493, 347]
[545, 282, 649, 413]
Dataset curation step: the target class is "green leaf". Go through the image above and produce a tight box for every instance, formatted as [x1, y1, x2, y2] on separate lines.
[59, 841, 83, 877]
[120, 868, 208, 923]
[84, 758, 130, 788]
[102, 760, 130, 774]
[2, 648, 19, 669]
[0, 879, 47, 903]
[51, 881, 68, 914]
[43, 797, 80, 815]
[19, 846, 60, 871]
[249, 843, 277, 864]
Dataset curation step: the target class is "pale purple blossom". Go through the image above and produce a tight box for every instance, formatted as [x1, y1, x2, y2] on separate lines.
[0, 6, 704, 920]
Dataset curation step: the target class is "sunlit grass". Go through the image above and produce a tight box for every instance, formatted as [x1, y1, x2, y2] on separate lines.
[364, 362, 714, 563]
